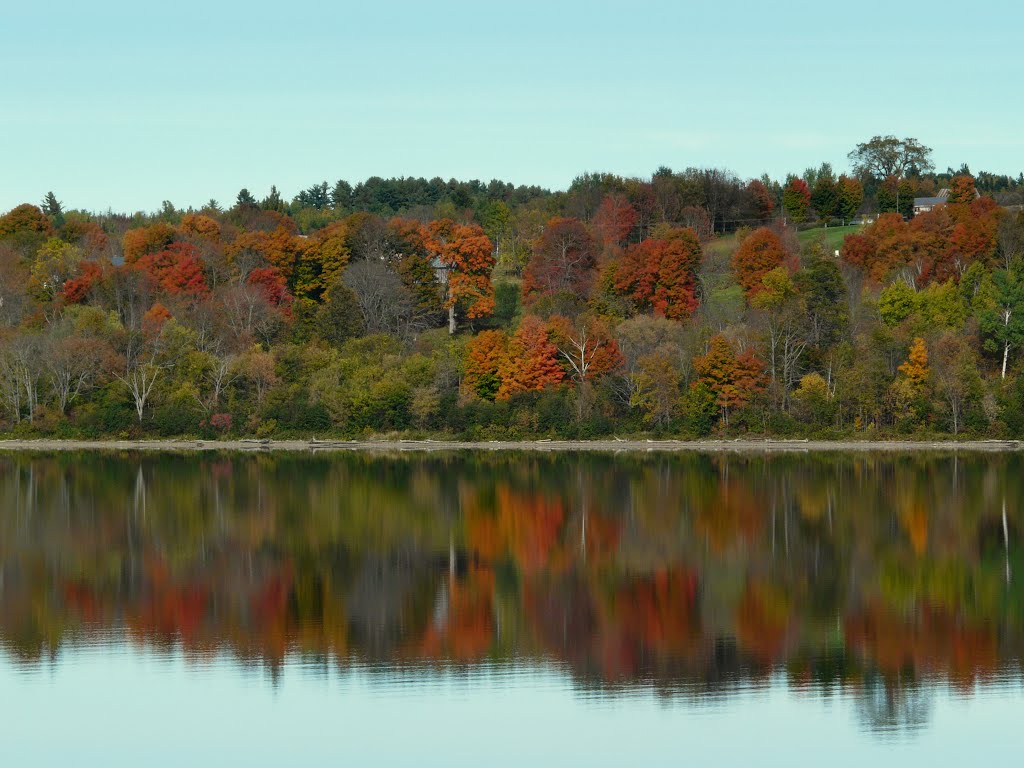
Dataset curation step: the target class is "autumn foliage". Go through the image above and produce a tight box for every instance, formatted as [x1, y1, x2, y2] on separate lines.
[135, 242, 209, 297]
[61, 261, 103, 304]
[0, 204, 53, 238]
[614, 227, 702, 319]
[732, 227, 790, 296]
[782, 178, 811, 222]
[497, 316, 565, 399]
[429, 219, 496, 319]
[745, 180, 775, 222]
[179, 213, 222, 241]
[123, 222, 177, 263]
[592, 193, 638, 249]
[841, 199, 999, 284]
[464, 330, 509, 401]
[523, 217, 598, 304]
[227, 226, 302, 279]
[692, 335, 766, 424]
[248, 267, 293, 310]
[946, 174, 977, 204]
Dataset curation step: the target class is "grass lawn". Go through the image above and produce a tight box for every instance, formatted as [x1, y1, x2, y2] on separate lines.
[796, 224, 861, 251]
[706, 224, 862, 257]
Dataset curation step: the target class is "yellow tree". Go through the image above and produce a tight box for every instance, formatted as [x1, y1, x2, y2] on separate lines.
[293, 221, 352, 307]
[891, 337, 931, 426]
[898, 337, 930, 390]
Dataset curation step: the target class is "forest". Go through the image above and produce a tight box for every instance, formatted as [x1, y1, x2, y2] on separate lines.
[2, 135, 1024, 440]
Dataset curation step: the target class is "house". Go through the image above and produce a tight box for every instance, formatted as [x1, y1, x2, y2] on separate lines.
[913, 185, 983, 216]
[912, 188, 949, 216]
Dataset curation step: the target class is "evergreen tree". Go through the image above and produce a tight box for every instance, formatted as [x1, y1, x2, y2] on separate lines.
[41, 191, 63, 219]
[236, 188, 257, 207]
[261, 185, 284, 211]
[331, 180, 353, 210]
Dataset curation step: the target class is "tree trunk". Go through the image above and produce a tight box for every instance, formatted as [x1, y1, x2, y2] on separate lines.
[1004, 499, 1011, 585]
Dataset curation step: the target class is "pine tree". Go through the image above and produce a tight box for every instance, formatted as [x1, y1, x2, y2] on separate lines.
[236, 188, 257, 207]
[41, 191, 63, 218]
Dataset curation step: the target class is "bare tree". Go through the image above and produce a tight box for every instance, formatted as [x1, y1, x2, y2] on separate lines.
[0, 244, 31, 328]
[219, 284, 282, 347]
[194, 347, 239, 413]
[114, 328, 175, 423]
[233, 346, 278, 405]
[0, 333, 44, 424]
[45, 332, 113, 414]
[998, 210, 1024, 270]
[344, 260, 431, 338]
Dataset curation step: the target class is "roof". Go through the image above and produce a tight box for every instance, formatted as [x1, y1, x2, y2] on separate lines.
[913, 197, 946, 207]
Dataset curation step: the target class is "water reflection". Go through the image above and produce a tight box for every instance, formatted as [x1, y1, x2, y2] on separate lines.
[0, 450, 1022, 738]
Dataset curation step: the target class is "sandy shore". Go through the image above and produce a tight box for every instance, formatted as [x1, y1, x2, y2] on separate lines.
[0, 437, 1020, 453]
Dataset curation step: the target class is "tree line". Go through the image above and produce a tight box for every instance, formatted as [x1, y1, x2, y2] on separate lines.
[3, 138, 1024, 439]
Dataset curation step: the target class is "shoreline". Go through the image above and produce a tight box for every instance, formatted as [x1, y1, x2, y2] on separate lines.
[0, 437, 1021, 453]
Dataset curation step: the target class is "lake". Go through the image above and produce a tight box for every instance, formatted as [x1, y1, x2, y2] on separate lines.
[0, 450, 1020, 765]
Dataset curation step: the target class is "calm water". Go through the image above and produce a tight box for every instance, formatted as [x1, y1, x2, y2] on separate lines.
[0, 450, 1020, 765]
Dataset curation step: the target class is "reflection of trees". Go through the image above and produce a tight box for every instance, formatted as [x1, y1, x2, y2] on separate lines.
[855, 671, 933, 736]
[0, 450, 1022, 724]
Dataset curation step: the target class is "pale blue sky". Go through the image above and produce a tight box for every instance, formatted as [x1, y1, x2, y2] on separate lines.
[2, 0, 1022, 213]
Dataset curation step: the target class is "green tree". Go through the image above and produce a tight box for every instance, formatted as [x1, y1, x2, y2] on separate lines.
[795, 256, 848, 352]
[631, 351, 682, 428]
[792, 372, 835, 427]
[41, 191, 64, 225]
[847, 136, 934, 180]
[782, 178, 811, 222]
[879, 281, 917, 327]
[836, 176, 864, 221]
[810, 175, 838, 221]
[236, 188, 257, 207]
[978, 264, 1024, 379]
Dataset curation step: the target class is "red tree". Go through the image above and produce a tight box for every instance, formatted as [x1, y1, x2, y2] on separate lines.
[615, 227, 703, 319]
[136, 242, 209, 297]
[248, 266, 294, 314]
[523, 218, 598, 305]
[592, 194, 638, 249]
[61, 261, 103, 304]
[746, 180, 775, 222]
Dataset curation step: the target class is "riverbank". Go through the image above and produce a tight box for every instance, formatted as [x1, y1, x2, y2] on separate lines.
[0, 437, 1021, 453]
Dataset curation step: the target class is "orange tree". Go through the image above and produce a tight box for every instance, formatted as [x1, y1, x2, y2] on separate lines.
[732, 227, 789, 297]
[692, 335, 766, 427]
[496, 316, 565, 399]
[429, 219, 495, 333]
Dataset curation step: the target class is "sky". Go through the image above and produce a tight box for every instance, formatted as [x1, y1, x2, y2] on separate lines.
[2, 0, 1022, 213]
